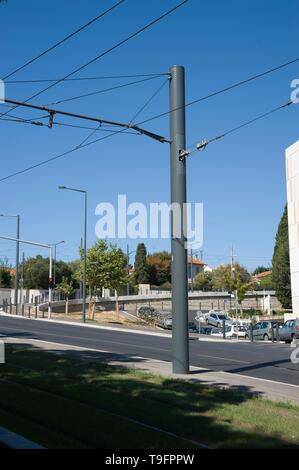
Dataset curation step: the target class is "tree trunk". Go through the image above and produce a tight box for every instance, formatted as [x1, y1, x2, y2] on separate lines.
[115, 290, 119, 321]
[65, 297, 69, 316]
[88, 288, 92, 319]
[91, 298, 96, 321]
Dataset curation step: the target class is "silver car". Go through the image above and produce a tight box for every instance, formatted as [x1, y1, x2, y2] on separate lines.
[279, 319, 299, 344]
[206, 312, 232, 328]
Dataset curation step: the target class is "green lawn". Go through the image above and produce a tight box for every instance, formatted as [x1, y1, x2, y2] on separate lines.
[0, 344, 298, 449]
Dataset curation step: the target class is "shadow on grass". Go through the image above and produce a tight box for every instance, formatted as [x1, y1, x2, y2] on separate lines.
[0, 344, 298, 449]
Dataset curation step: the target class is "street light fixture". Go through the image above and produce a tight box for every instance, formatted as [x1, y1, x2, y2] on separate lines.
[0, 214, 20, 315]
[59, 186, 87, 323]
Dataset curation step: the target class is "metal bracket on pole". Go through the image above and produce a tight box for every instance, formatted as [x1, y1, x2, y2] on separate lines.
[179, 149, 191, 161]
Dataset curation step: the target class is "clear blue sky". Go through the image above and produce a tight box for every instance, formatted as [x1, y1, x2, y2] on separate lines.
[0, 0, 298, 270]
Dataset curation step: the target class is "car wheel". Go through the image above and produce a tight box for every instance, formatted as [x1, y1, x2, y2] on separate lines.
[264, 334, 269, 341]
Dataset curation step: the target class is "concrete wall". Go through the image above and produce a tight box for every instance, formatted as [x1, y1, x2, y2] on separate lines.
[286, 140, 299, 315]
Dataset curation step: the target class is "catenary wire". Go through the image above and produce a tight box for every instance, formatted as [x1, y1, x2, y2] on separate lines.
[5, 73, 169, 84]
[187, 101, 294, 154]
[136, 56, 299, 126]
[1, 0, 126, 81]
[45, 75, 164, 106]
[0, 0, 189, 119]
[130, 78, 169, 123]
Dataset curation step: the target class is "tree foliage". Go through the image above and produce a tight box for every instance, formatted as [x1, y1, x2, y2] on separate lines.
[81, 240, 127, 294]
[22, 256, 74, 290]
[0, 258, 13, 288]
[272, 206, 292, 309]
[194, 271, 213, 291]
[134, 243, 149, 285]
[212, 263, 250, 292]
[147, 251, 171, 286]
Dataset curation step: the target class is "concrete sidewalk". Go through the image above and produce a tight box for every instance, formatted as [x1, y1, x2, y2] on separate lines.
[3, 336, 299, 406]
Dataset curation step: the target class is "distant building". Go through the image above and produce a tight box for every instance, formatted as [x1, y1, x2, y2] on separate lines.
[187, 257, 211, 284]
[286, 140, 299, 314]
[253, 270, 272, 282]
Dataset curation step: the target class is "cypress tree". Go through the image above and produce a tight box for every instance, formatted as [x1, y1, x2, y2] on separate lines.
[134, 243, 149, 285]
[272, 206, 292, 309]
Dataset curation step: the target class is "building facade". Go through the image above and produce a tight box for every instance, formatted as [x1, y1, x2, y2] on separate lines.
[286, 140, 299, 315]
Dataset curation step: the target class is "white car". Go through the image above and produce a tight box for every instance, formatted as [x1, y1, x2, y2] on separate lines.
[211, 325, 248, 339]
[226, 325, 248, 339]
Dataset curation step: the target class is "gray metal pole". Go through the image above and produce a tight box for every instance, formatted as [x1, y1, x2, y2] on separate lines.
[80, 237, 83, 299]
[48, 246, 53, 319]
[191, 247, 194, 293]
[53, 245, 57, 286]
[20, 252, 24, 313]
[82, 192, 87, 323]
[169, 65, 189, 374]
[127, 244, 130, 297]
[15, 215, 20, 315]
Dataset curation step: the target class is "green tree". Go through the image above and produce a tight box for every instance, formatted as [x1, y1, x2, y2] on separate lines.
[253, 274, 274, 291]
[236, 277, 253, 315]
[0, 258, 13, 288]
[212, 263, 250, 292]
[134, 243, 149, 285]
[80, 241, 127, 319]
[272, 206, 292, 309]
[147, 251, 171, 286]
[56, 277, 75, 315]
[194, 271, 213, 291]
[22, 256, 74, 289]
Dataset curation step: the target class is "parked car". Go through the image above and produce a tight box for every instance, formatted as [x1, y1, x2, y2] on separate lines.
[188, 322, 198, 333]
[210, 325, 248, 339]
[279, 319, 299, 344]
[225, 325, 248, 339]
[206, 312, 232, 328]
[198, 326, 212, 335]
[245, 321, 281, 341]
[210, 327, 223, 337]
[156, 316, 172, 330]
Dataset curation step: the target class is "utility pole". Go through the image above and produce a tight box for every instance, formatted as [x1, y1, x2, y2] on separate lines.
[127, 244, 130, 297]
[190, 247, 194, 293]
[231, 246, 239, 338]
[169, 65, 189, 375]
[20, 252, 24, 309]
[15, 215, 20, 315]
[80, 237, 83, 300]
[49, 246, 53, 319]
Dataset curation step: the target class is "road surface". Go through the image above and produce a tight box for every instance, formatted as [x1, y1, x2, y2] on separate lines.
[0, 315, 298, 386]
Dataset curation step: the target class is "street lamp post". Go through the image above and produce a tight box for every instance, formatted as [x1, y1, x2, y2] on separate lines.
[0, 236, 53, 318]
[59, 186, 87, 323]
[0, 214, 20, 315]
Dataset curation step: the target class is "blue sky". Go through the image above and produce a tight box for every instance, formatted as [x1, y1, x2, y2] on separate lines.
[0, 0, 298, 270]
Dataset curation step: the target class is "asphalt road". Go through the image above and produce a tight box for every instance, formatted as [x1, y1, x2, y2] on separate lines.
[0, 315, 298, 386]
